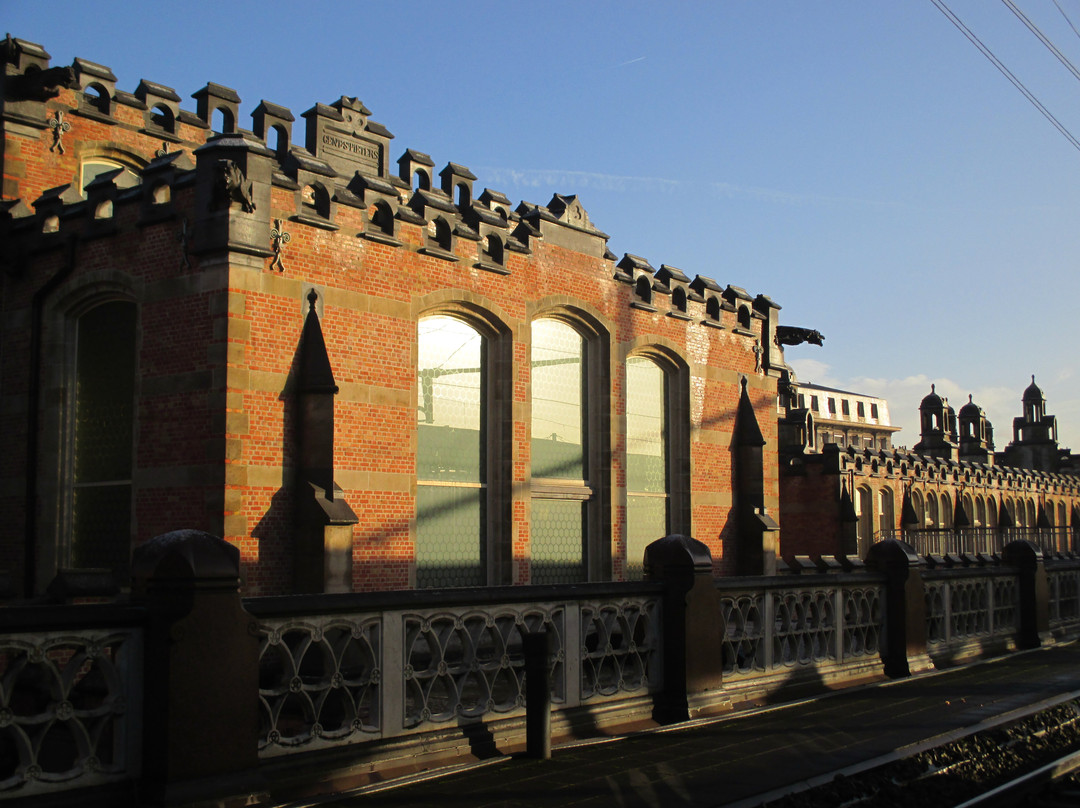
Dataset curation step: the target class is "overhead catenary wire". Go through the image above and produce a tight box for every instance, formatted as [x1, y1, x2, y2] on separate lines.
[929, 0, 1080, 154]
[1002, 0, 1080, 85]
[1052, 0, 1080, 45]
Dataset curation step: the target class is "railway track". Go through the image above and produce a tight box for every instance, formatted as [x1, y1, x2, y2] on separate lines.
[756, 698, 1080, 807]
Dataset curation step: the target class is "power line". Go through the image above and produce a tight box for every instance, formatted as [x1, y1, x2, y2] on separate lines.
[1052, 0, 1080, 45]
[1002, 0, 1080, 84]
[929, 0, 1080, 154]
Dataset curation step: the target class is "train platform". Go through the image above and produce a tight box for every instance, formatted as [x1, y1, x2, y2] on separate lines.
[291, 642, 1080, 808]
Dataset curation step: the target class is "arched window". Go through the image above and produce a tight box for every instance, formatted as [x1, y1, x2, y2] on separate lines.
[856, 484, 874, 555]
[911, 489, 925, 527]
[80, 159, 138, 194]
[413, 169, 430, 191]
[416, 316, 486, 587]
[940, 494, 953, 529]
[927, 492, 939, 528]
[70, 301, 137, 579]
[625, 356, 667, 578]
[530, 317, 609, 583]
[878, 487, 894, 535]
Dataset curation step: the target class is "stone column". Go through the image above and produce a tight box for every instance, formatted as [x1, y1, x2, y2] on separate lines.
[644, 534, 727, 722]
[1003, 539, 1051, 649]
[866, 539, 932, 678]
[132, 530, 263, 805]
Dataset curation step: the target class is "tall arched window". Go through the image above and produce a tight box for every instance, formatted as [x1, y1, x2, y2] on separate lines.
[416, 316, 486, 587]
[70, 301, 137, 577]
[531, 318, 605, 584]
[878, 487, 894, 535]
[856, 484, 874, 556]
[625, 356, 667, 578]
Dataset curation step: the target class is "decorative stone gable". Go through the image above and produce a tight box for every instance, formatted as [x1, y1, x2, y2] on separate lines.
[304, 96, 393, 179]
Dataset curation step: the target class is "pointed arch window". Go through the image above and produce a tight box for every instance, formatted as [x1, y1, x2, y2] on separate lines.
[70, 301, 137, 578]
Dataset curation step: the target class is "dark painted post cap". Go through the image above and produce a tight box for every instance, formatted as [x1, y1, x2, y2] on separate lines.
[866, 539, 922, 575]
[644, 534, 712, 580]
[1002, 539, 1044, 569]
[131, 529, 240, 591]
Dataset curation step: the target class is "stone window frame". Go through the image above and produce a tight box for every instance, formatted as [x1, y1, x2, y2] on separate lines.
[35, 273, 141, 593]
[412, 294, 515, 587]
[527, 302, 613, 583]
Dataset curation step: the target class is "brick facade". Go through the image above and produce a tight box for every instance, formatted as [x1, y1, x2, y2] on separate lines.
[2, 38, 786, 596]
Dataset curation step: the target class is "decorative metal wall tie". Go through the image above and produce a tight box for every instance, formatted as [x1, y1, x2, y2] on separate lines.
[269, 219, 290, 272]
[155, 140, 171, 158]
[178, 217, 191, 270]
[48, 110, 71, 154]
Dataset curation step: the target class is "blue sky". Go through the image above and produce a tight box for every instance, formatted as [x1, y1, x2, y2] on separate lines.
[9, 1, 1080, 449]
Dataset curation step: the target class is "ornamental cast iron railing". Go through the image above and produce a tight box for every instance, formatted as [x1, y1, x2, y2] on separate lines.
[715, 576, 884, 678]
[249, 587, 663, 758]
[0, 609, 142, 799]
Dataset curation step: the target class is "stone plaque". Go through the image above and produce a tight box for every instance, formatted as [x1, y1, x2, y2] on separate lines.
[319, 129, 381, 175]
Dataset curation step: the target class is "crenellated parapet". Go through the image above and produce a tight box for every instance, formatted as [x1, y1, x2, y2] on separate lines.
[3, 34, 792, 357]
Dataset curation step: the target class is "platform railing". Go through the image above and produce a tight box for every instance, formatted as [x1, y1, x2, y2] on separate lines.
[6, 533, 1080, 806]
[0, 605, 143, 800]
[715, 575, 884, 682]
[247, 585, 665, 758]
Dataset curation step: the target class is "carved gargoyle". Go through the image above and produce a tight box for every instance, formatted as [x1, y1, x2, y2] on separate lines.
[775, 326, 824, 347]
[214, 159, 256, 213]
[6, 64, 78, 101]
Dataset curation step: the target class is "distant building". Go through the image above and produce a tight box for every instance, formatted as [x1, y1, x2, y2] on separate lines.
[779, 380, 1080, 561]
[780, 381, 900, 454]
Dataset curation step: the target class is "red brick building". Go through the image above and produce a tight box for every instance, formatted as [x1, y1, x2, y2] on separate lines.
[1, 37, 791, 597]
[779, 380, 1080, 561]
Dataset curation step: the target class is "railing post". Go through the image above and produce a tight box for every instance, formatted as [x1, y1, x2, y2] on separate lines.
[132, 530, 263, 805]
[1002, 539, 1051, 649]
[523, 628, 552, 759]
[866, 539, 932, 678]
[644, 534, 726, 723]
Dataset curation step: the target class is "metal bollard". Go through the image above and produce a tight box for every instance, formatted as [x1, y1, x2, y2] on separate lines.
[523, 627, 551, 759]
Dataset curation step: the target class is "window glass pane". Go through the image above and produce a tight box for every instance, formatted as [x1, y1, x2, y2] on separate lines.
[626, 356, 668, 580]
[626, 494, 666, 581]
[74, 302, 136, 483]
[530, 498, 585, 584]
[72, 301, 136, 577]
[417, 317, 483, 483]
[72, 484, 132, 574]
[531, 320, 584, 480]
[416, 485, 484, 588]
[626, 357, 666, 493]
[417, 316, 486, 588]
